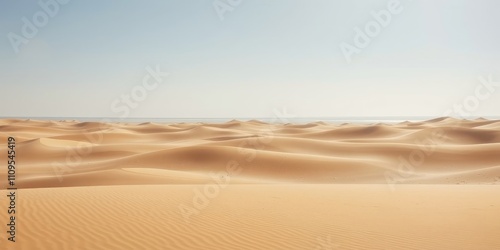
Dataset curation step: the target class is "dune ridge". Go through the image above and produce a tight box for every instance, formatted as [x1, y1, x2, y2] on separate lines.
[1, 118, 499, 188]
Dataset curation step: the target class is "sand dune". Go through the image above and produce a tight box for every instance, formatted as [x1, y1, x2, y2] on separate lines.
[1, 118, 500, 249]
[1, 118, 499, 188]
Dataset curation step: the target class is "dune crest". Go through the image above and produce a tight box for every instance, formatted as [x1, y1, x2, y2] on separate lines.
[0, 118, 499, 188]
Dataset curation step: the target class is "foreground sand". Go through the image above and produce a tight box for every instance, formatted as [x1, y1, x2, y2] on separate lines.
[1, 185, 499, 250]
[1, 118, 500, 249]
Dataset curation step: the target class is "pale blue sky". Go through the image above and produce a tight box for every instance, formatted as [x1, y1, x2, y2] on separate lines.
[1, 0, 499, 118]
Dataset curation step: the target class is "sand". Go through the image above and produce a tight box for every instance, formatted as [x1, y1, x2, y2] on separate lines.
[1, 118, 500, 249]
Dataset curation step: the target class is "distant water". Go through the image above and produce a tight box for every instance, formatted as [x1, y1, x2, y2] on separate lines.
[2, 116, 499, 124]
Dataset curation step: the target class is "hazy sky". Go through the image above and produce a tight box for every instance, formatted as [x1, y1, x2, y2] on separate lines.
[1, 0, 499, 118]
